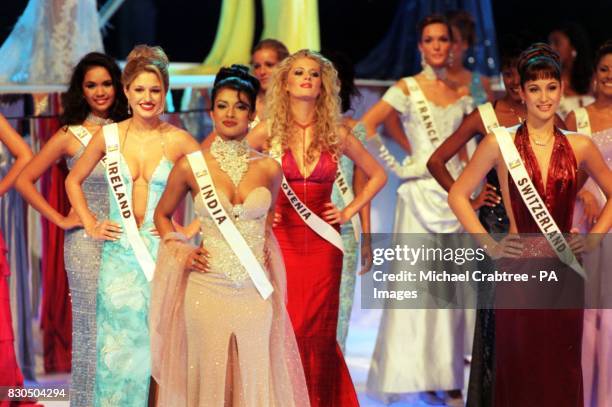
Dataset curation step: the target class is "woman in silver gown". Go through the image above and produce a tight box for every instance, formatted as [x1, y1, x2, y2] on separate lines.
[16, 52, 128, 406]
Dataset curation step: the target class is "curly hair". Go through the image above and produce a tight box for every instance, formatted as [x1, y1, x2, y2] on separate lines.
[517, 43, 561, 86]
[594, 39, 612, 68]
[59, 52, 128, 126]
[264, 49, 342, 163]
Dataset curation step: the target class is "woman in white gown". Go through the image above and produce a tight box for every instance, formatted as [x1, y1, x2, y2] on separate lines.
[565, 40, 612, 407]
[362, 14, 472, 405]
[0, 0, 102, 84]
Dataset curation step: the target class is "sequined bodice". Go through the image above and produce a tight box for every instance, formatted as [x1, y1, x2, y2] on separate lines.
[508, 125, 578, 233]
[592, 127, 612, 169]
[194, 186, 271, 282]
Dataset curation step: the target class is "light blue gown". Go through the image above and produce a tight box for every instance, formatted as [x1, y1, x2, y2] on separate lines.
[93, 153, 173, 406]
[332, 122, 366, 351]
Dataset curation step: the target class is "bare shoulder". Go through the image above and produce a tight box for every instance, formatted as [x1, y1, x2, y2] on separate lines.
[164, 124, 200, 151]
[251, 150, 281, 174]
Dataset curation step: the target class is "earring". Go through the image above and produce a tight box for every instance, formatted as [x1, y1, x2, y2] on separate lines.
[420, 50, 426, 69]
[127, 104, 131, 115]
[571, 49, 577, 59]
[448, 50, 455, 67]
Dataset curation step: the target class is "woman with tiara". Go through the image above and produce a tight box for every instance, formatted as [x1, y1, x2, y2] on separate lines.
[248, 49, 386, 406]
[362, 14, 471, 405]
[565, 40, 612, 407]
[449, 43, 612, 406]
[151, 64, 309, 407]
[16, 52, 127, 406]
[65, 45, 200, 405]
[0, 114, 34, 406]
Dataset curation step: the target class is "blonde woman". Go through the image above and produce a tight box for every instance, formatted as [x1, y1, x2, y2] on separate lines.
[248, 49, 386, 406]
[65, 45, 199, 405]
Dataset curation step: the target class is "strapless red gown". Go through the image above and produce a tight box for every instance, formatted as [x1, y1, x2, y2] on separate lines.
[495, 125, 583, 406]
[274, 150, 358, 407]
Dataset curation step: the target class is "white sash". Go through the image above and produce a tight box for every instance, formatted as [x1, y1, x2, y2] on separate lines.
[269, 149, 344, 253]
[334, 166, 361, 241]
[186, 151, 274, 299]
[405, 77, 463, 174]
[103, 123, 156, 281]
[574, 107, 592, 136]
[69, 125, 108, 167]
[492, 126, 586, 278]
[405, 77, 442, 147]
[477, 102, 500, 133]
[68, 125, 93, 146]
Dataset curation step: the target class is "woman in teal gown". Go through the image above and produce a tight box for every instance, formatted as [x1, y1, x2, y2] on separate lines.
[65, 45, 200, 406]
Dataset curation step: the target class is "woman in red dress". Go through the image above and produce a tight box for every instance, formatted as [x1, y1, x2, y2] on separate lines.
[449, 43, 612, 406]
[0, 113, 34, 406]
[248, 49, 387, 406]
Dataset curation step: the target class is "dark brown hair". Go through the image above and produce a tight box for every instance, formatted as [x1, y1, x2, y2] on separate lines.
[251, 39, 290, 63]
[517, 43, 561, 86]
[446, 10, 476, 47]
[417, 14, 453, 43]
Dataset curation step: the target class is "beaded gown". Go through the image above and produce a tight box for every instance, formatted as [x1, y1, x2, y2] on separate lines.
[494, 125, 583, 406]
[274, 150, 358, 406]
[93, 128, 172, 406]
[64, 133, 109, 407]
[331, 122, 366, 351]
[367, 80, 472, 397]
[574, 125, 612, 407]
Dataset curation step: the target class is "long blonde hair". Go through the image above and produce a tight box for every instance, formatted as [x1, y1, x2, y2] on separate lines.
[265, 49, 342, 163]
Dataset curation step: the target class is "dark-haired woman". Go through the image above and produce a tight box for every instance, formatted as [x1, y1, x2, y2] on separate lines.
[549, 22, 595, 118]
[65, 45, 200, 405]
[363, 15, 471, 405]
[566, 40, 612, 407]
[151, 65, 309, 406]
[446, 10, 492, 106]
[16, 51, 128, 407]
[449, 43, 612, 406]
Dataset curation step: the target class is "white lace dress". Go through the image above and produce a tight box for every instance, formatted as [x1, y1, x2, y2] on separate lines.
[0, 0, 103, 84]
[367, 79, 473, 397]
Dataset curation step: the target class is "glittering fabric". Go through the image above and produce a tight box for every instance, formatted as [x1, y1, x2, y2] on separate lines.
[93, 154, 172, 407]
[275, 150, 358, 407]
[64, 143, 108, 407]
[331, 122, 366, 351]
[496, 124, 582, 406]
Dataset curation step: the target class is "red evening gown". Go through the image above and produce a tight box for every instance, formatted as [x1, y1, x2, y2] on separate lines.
[494, 125, 583, 406]
[273, 150, 359, 407]
[0, 231, 39, 407]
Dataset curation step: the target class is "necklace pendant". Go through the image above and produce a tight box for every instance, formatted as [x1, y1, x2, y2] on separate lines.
[534, 139, 547, 146]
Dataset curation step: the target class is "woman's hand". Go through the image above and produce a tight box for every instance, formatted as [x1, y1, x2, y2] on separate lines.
[359, 235, 373, 275]
[470, 183, 501, 210]
[322, 202, 349, 225]
[85, 220, 122, 241]
[577, 190, 601, 229]
[485, 234, 523, 259]
[185, 246, 210, 273]
[58, 208, 83, 230]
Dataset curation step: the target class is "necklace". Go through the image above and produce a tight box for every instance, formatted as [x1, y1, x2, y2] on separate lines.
[210, 136, 249, 188]
[86, 112, 113, 126]
[530, 133, 553, 146]
[293, 120, 315, 131]
[422, 63, 447, 81]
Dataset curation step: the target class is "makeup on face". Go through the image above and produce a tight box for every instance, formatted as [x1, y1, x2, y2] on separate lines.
[82, 66, 115, 117]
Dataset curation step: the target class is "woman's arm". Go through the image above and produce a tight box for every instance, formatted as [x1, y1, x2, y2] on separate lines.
[0, 114, 33, 196]
[153, 157, 192, 238]
[361, 80, 409, 139]
[16, 129, 80, 229]
[427, 109, 485, 191]
[246, 121, 269, 152]
[65, 129, 119, 239]
[340, 129, 387, 222]
[579, 138, 612, 235]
